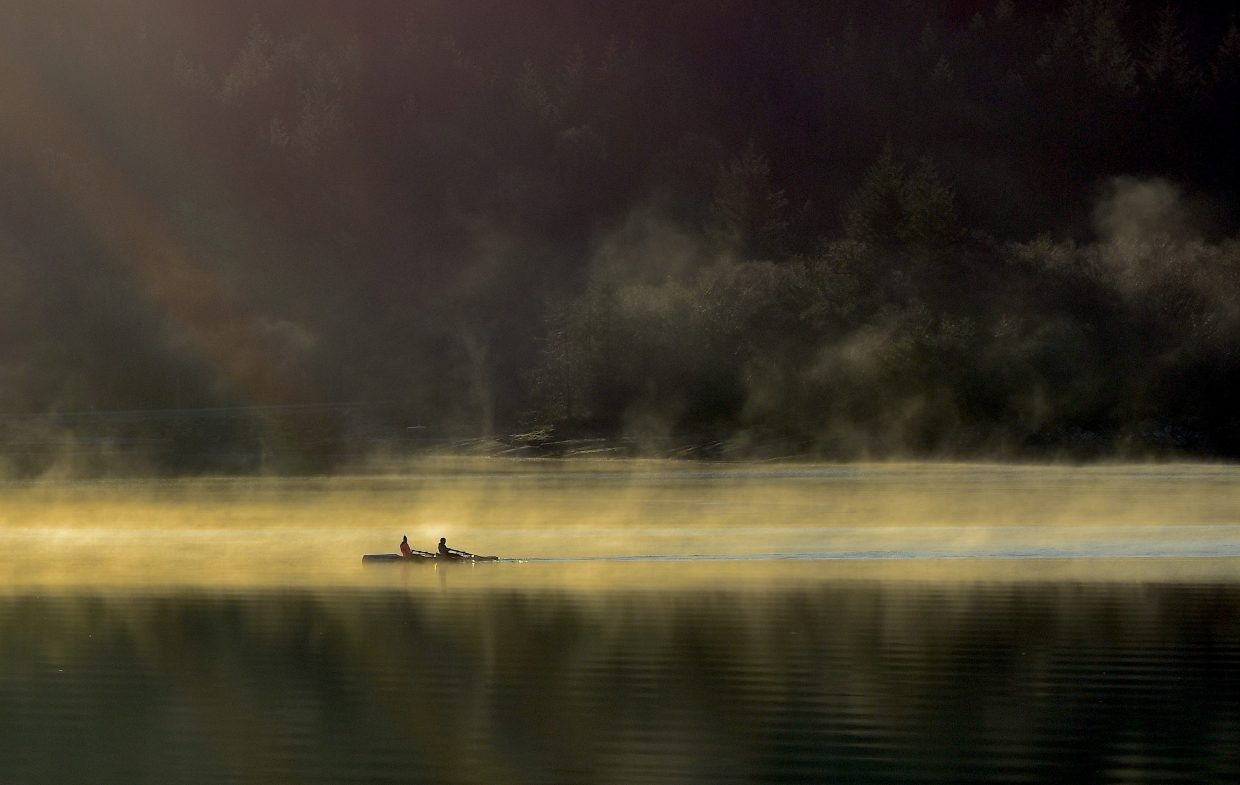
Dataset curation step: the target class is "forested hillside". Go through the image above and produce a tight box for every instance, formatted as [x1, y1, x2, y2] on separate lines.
[3, 0, 1240, 472]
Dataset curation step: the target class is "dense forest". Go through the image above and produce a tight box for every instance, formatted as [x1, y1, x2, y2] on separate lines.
[4, 0, 1240, 473]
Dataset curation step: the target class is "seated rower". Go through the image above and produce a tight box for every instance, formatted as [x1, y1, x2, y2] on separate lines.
[400, 535, 414, 558]
[438, 537, 464, 560]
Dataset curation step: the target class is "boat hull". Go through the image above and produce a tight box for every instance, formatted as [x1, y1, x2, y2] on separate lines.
[361, 553, 436, 563]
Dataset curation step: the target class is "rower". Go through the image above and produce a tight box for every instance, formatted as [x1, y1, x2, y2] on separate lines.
[438, 537, 462, 559]
[400, 536, 414, 558]
[434, 538, 498, 561]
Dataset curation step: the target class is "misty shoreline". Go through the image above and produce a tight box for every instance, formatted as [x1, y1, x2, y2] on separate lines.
[6, 2, 1240, 476]
[0, 419, 1232, 480]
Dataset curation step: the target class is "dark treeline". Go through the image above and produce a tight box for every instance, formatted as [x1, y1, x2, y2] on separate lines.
[3, 0, 1240, 473]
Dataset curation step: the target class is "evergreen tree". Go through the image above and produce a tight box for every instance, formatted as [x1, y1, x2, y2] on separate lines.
[844, 148, 958, 251]
[1212, 17, 1240, 88]
[1141, 3, 1202, 94]
[710, 142, 789, 260]
[1039, 0, 1137, 95]
[218, 15, 273, 104]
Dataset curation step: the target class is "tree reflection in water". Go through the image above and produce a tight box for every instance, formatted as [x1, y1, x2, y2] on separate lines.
[1, 582, 1238, 784]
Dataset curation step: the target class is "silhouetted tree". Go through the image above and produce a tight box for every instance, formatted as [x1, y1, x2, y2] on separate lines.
[1211, 17, 1240, 87]
[843, 148, 959, 251]
[710, 142, 789, 260]
[1141, 3, 1202, 94]
[1040, 0, 1138, 94]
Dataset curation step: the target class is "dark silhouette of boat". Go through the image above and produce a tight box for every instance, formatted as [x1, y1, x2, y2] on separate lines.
[361, 552, 500, 563]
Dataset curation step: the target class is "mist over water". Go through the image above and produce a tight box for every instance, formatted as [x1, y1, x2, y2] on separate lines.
[3, 461, 1240, 589]
[2, 461, 1240, 783]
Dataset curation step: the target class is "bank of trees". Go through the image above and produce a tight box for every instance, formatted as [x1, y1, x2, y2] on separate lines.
[535, 158, 1240, 456]
[3, 0, 1240, 470]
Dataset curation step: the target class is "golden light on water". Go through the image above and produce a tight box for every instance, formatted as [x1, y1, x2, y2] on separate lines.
[2, 460, 1239, 591]
[3, 461, 1239, 785]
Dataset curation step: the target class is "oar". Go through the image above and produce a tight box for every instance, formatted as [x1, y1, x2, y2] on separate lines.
[447, 547, 499, 561]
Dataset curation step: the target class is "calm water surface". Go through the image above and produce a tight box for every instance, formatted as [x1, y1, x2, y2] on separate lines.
[2, 462, 1239, 784]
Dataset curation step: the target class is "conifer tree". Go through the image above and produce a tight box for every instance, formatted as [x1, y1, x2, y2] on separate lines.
[1141, 3, 1202, 94]
[1212, 17, 1240, 88]
[711, 142, 789, 260]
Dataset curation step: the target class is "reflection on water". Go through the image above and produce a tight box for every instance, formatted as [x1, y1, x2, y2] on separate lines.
[1, 584, 1238, 784]
[2, 462, 1240, 782]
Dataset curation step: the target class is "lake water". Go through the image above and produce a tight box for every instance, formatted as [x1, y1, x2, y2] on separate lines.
[2, 462, 1239, 783]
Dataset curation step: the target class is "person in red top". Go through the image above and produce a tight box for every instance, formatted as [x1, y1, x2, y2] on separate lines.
[400, 535, 414, 558]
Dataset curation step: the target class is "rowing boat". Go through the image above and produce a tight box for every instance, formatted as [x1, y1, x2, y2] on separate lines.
[361, 553, 500, 563]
